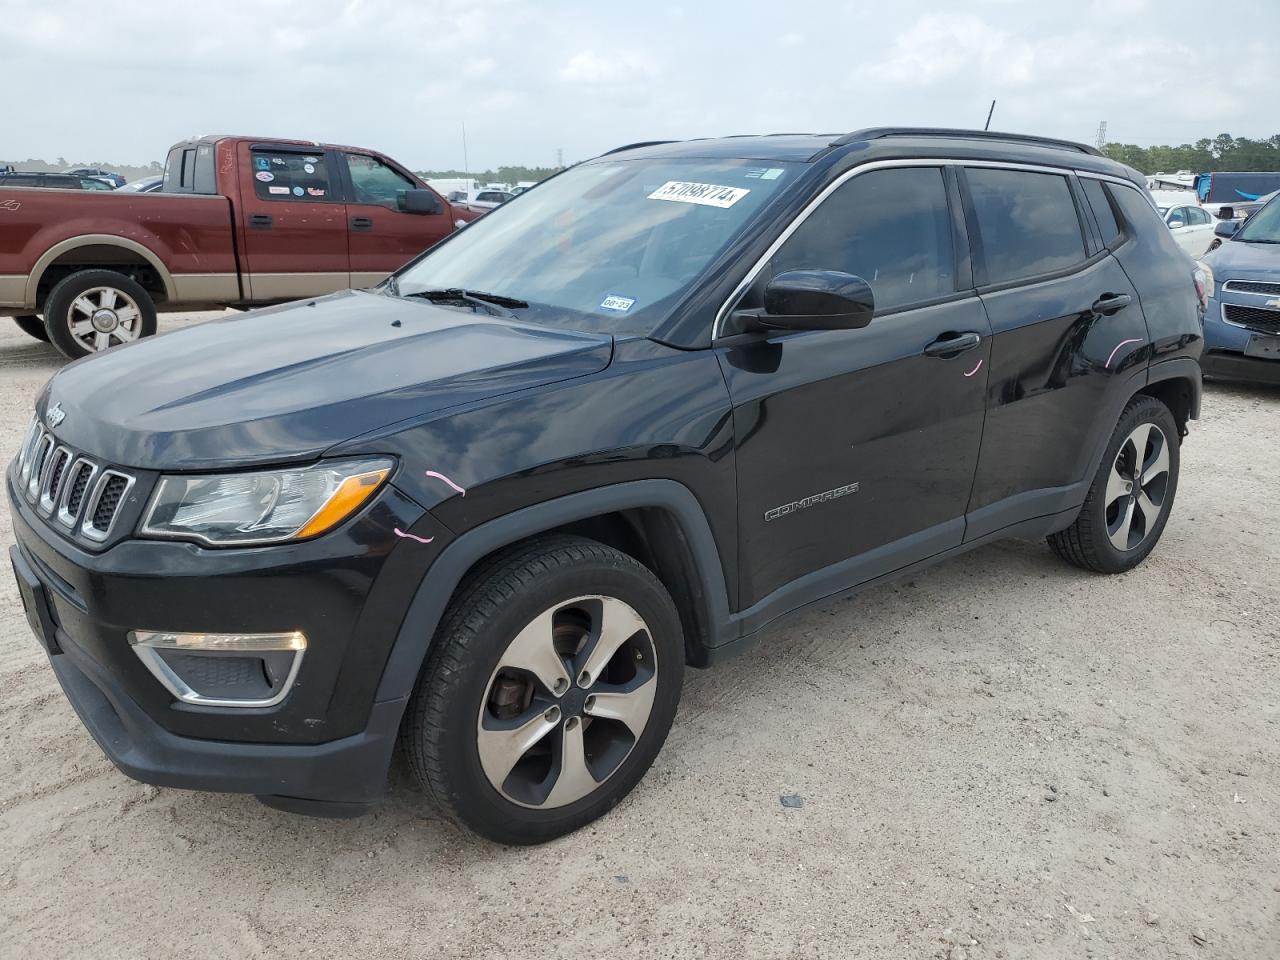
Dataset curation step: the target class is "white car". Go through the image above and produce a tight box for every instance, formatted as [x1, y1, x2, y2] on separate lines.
[468, 190, 514, 210]
[1160, 202, 1216, 257]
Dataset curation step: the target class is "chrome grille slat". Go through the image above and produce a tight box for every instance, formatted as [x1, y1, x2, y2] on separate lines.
[1223, 280, 1280, 297]
[26, 435, 54, 500]
[81, 470, 136, 542]
[17, 420, 136, 542]
[38, 446, 72, 514]
[57, 459, 97, 528]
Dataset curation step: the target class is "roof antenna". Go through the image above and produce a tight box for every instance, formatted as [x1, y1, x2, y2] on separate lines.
[984, 100, 997, 131]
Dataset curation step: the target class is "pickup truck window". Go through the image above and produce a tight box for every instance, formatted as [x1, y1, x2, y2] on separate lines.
[345, 154, 416, 207]
[251, 149, 333, 202]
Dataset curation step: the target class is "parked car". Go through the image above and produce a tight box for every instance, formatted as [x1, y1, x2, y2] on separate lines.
[8, 127, 1202, 844]
[0, 171, 114, 190]
[116, 175, 164, 194]
[1197, 191, 1280, 384]
[67, 167, 127, 188]
[0, 135, 481, 359]
[1162, 202, 1217, 257]
[468, 189, 513, 210]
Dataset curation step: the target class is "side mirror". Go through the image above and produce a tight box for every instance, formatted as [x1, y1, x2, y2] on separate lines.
[1168, 218, 1185, 229]
[1214, 219, 1241, 239]
[1217, 205, 1235, 220]
[734, 270, 875, 332]
[399, 189, 443, 215]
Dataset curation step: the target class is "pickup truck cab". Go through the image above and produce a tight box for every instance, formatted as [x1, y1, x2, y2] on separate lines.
[0, 135, 479, 358]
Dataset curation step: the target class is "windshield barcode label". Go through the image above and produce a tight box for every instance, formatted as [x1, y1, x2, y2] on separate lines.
[648, 181, 750, 208]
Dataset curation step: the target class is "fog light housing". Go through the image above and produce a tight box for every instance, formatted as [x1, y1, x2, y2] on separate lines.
[128, 630, 306, 708]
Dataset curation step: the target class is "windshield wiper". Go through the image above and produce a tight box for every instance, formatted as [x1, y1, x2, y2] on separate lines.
[404, 287, 529, 317]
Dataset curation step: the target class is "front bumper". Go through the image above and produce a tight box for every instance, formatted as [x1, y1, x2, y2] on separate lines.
[8, 461, 451, 813]
[1202, 294, 1280, 385]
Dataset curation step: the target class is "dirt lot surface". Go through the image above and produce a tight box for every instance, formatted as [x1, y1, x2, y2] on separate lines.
[0, 313, 1276, 959]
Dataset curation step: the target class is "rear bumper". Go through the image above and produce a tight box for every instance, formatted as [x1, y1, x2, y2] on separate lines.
[1200, 349, 1280, 385]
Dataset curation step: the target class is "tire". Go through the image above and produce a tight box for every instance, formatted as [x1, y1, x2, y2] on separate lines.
[12, 315, 49, 342]
[1048, 395, 1180, 574]
[43, 269, 157, 360]
[402, 534, 684, 844]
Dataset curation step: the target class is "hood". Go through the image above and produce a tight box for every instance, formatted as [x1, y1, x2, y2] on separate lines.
[39, 290, 613, 470]
[1204, 240, 1280, 279]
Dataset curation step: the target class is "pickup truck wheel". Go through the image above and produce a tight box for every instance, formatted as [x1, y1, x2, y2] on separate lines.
[12, 315, 49, 342]
[1048, 395, 1180, 574]
[44, 270, 157, 360]
[402, 535, 684, 845]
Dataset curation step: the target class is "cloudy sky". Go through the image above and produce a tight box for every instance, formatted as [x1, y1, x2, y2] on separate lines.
[3, 0, 1276, 169]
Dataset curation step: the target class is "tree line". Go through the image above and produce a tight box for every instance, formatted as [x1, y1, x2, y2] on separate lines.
[414, 164, 563, 184]
[1102, 134, 1280, 174]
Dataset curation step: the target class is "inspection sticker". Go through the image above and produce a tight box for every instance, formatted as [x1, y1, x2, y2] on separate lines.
[600, 294, 636, 312]
[745, 167, 785, 180]
[648, 181, 749, 208]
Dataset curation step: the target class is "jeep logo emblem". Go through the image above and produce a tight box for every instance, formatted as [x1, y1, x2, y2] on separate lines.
[46, 403, 66, 428]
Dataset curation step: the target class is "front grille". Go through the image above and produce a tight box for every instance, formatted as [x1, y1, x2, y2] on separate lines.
[1223, 303, 1280, 334]
[65, 462, 92, 515]
[90, 475, 129, 531]
[1223, 280, 1280, 296]
[19, 423, 136, 542]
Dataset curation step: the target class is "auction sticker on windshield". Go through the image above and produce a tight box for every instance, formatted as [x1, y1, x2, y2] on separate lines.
[648, 181, 749, 208]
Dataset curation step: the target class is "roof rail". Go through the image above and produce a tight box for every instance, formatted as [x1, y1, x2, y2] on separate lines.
[830, 127, 1101, 157]
[601, 140, 677, 156]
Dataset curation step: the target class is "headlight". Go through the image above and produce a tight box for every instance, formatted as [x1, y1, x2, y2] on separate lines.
[140, 457, 392, 546]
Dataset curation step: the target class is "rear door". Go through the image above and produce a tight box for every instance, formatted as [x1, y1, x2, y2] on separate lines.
[1165, 205, 1201, 255]
[718, 164, 991, 610]
[961, 166, 1149, 539]
[237, 143, 350, 302]
[338, 152, 453, 288]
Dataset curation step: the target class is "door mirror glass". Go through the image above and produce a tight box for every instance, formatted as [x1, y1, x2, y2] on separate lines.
[399, 188, 443, 215]
[1214, 219, 1241, 238]
[738, 270, 875, 331]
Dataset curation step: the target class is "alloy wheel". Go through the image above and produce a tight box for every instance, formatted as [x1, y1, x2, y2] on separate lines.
[1104, 421, 1171, 551]
[476, 595, 658, 809]
[65, 285, 142, 352]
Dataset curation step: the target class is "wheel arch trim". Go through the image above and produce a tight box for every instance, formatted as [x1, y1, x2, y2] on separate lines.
[26, 235, 177, 308]
[1145, 356, 1202, 421]
[373, 479, 733, 704]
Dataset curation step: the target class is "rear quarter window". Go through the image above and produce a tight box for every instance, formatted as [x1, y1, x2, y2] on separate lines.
[966, 168, 1087, 285]
[250, 150, 334, 201]
[1080, 177, 1123, 248]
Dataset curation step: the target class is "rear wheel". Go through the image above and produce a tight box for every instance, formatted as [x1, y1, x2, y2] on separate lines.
[43, 269, 157, 360]
[402, 535, 684, 844]
[12, 315, 49, 342]
[1049, 395, 1180, 573]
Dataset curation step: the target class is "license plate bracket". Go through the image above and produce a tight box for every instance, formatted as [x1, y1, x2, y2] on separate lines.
[1244, 334, 1280, 360]
[10, 546, 59, 654]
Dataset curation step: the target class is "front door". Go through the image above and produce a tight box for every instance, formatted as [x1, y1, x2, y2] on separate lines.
[717, 165, 991, 611]
[237, 144, 350, 302]
[340, 152, 454, 288]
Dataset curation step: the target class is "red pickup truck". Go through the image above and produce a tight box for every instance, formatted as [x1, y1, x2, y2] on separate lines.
[0, 135, 480, 358]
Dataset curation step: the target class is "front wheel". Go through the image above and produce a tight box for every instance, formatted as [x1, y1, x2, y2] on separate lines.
[1049, 395, 1180, 573]
[43, 269, 157, 360]
[402, 535, 684, 844]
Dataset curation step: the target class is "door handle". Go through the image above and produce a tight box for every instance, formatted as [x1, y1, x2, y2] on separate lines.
[249, 214, 272, 229]
[923, 331, 982, 358]
[1091, 293, 1132, 315]
[351, 217, 373, 232]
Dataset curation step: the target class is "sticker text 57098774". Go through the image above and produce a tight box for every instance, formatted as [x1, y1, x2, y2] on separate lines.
[648, 181, 750, 208]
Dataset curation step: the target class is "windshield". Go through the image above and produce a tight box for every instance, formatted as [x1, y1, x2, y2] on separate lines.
[1236, 195, 1280, 243]
[396, 157, 801, 334]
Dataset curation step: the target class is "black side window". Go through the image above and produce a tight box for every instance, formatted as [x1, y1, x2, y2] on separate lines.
[1110, 183, 1178, 244]
[766, 167, 956, 313]
[1080, 178, 1122, 247]
[1189, 207, 1212, 226]
[966, 168, 1086, 285]
[251, 150, 333, 202]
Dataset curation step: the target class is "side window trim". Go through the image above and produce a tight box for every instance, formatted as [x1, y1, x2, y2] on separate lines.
[942, 165, 974, 292]
[1069, 174, 1105, 256]
[1075, 172, 1131, 252]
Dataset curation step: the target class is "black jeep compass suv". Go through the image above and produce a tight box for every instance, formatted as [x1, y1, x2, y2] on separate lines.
[9, 128, 1204, 844]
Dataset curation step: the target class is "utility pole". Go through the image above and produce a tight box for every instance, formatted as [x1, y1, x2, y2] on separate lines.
[556, 147, 564, 169]
[1095, 121, 1108, 151]
[461, 121, 470, 175]
[984, 100, 996, 131]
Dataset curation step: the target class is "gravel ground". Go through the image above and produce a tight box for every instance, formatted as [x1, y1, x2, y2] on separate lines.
[0, 313, 1276, 959]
